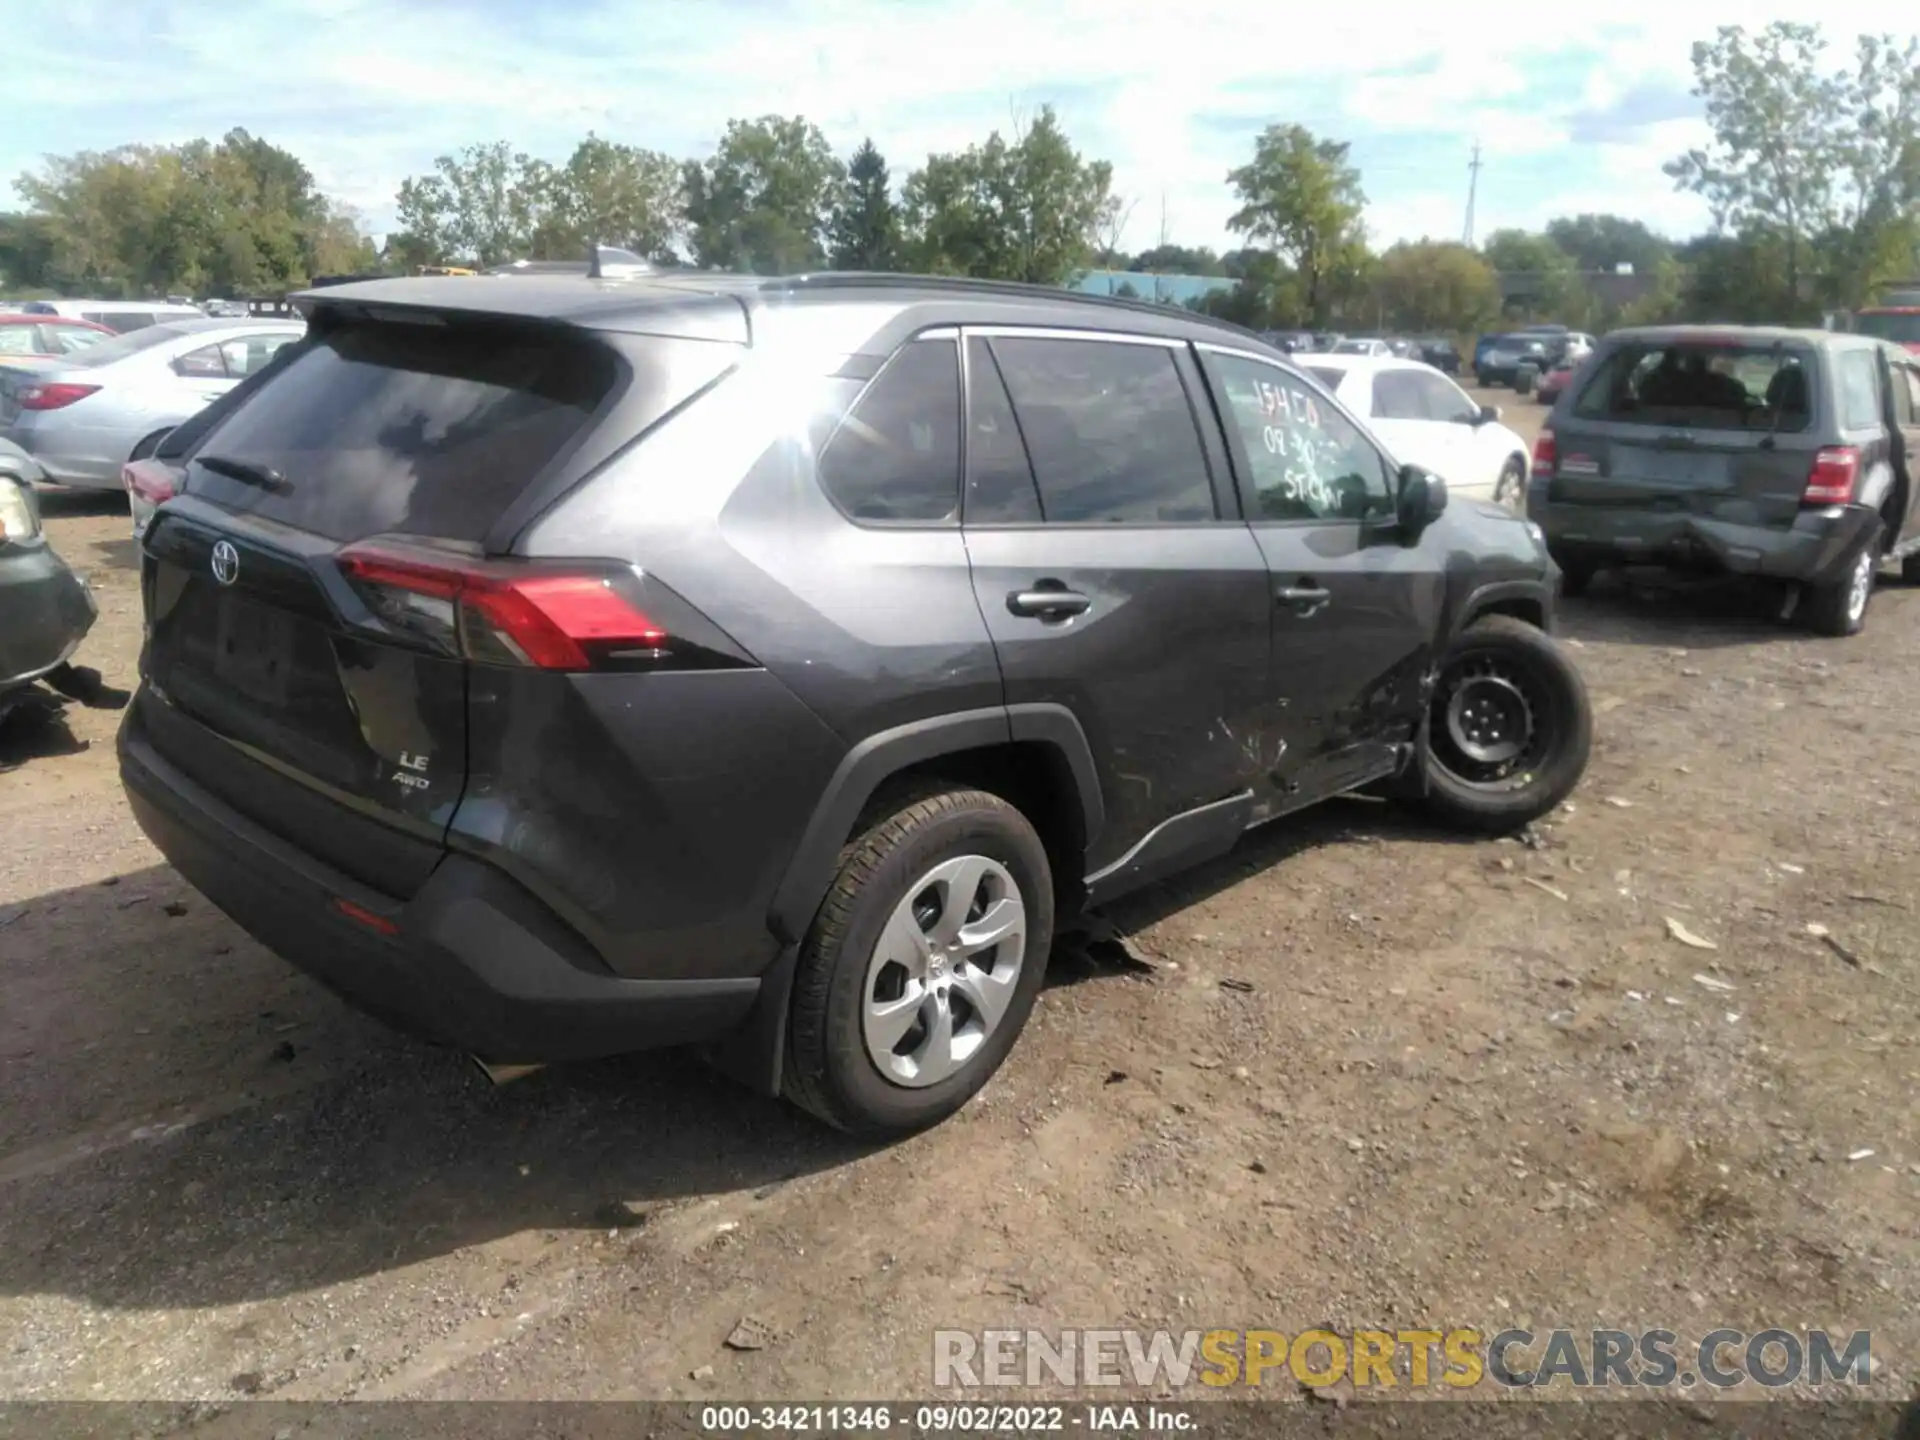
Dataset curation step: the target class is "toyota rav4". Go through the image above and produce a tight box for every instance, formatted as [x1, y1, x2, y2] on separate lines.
[120, 273, 1592, 1137]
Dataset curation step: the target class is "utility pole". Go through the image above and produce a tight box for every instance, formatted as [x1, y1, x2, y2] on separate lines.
[1463, 142, 1483, 248]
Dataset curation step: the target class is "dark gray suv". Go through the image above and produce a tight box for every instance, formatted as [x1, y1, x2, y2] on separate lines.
[1530, 325, 1920, 635]
[119, 273, 1592, 1136]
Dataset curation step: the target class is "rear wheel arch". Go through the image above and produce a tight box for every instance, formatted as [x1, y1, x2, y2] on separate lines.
[767, 706, 1102, 947]
[719, 709, 1100, 1100]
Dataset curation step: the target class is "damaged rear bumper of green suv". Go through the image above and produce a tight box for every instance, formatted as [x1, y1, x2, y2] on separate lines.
[1529, 489, 1882, 584]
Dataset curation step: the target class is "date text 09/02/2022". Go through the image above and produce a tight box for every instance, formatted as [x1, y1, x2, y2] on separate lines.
[700, 1405, 1193, 1432]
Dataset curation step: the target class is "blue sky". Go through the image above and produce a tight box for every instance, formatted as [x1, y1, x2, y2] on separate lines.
[4, 0, 1907, 256]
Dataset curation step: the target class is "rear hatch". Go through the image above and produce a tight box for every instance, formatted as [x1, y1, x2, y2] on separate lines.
[136, 306, 736, 899]
[1545, 336, 1823, 526]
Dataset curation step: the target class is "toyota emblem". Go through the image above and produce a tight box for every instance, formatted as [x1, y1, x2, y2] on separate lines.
[210, 540, 240, 587]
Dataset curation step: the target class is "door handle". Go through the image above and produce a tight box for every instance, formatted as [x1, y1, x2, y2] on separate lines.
[1277, 581, 1332, 616]
[1007, 587, 1091, 619]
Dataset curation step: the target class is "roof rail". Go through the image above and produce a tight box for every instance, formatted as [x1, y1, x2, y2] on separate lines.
[764, 271, 1264, 343]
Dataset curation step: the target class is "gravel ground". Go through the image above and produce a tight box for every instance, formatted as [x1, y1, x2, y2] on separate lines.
[1, 393, 1915, 1419]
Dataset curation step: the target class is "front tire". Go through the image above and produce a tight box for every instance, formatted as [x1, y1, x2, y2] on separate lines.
[783, 787, 1054, 1137]
[1417, 615, 1592, 834]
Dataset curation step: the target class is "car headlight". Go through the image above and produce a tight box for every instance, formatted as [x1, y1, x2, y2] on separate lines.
[0, 476, 39, 545]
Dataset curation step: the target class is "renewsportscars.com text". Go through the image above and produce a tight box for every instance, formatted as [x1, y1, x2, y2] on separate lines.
[931, 1327, 1873, 1391]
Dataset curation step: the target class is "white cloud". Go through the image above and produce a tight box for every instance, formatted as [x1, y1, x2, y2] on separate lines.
[3, 0, 1914, 255]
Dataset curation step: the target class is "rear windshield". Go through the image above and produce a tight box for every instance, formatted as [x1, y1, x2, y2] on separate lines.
[1572, 340, 1815, 433]
[1855, 311, 1920, 345]
[62, 323, 200, 367]
[185, 320, 621, 543]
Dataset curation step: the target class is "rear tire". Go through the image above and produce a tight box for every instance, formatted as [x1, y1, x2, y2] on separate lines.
[1417, 615, 1592, 834]
[1902, 552, 1920, 585]
[1552, 553, 1595, 597]
[1802, 522, 1882, 637]
[783, 786, 1054, 1138]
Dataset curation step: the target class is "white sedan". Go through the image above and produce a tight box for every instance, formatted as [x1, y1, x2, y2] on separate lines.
[1297, 353, 1531, 508]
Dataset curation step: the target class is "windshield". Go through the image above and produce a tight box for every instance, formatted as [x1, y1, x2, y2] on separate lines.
[1573, 340, 1815, 433]
[1303, 365, 1345, 390]
[1855, 311, 1920, 344]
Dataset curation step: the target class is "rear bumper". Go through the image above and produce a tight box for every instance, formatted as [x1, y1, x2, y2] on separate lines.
[0, 541, 96, 688]
[1528, 493, 1879, 583]
[119, 716, 760, 1063]
[3, 419, 124, 488]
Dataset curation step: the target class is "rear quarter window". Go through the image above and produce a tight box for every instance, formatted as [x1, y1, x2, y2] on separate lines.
[1836, 350, 1881, 430]
[183, 319, 621, 543]
[1572, 339, 1815, 433]
[816, 337, 961, 524]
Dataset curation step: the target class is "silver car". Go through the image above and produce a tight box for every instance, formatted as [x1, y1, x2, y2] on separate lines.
[0, 318, 303, 491]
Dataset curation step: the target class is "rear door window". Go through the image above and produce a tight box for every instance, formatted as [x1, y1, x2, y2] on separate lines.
[1370, 370, 1426, 420]
[963, 338, 1042, 524]
[183, 319, 620, 543]
[1572, 339, 1816, 433]
[987, 336, 1215, 524]
[1837, 350, 1881, 430]
[817, 337, 961, 524]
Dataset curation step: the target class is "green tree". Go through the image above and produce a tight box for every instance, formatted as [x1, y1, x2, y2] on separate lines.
[1133, 243, 1224, 276]
[391, 141, 553, 268]
[1543, 213, 1674, 275]
[0, 213, 61, 292]
[1480, 228, 1586, 323]
[536, 134, 684, 262]
[902, 106, 1116, 286]
[1191, 250, 1300, 329]
[1372, 240, 1500, 334]
[829, 138, 901, 270]
[1666, 23, 1920, 314]
[1225, 125, 1368, 326]
[15, 130, 376, 295]
[684, 116, 845, 273]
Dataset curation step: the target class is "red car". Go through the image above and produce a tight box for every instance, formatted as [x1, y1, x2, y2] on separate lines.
[1535, 359, 1578, 405]
[1852, 306, 1920, 355]
[0, 313, 115, 368]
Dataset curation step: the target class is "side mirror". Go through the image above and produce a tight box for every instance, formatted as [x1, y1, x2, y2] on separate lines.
[1475, 404, 1500, 425]
[1396, 464, 1448, 533]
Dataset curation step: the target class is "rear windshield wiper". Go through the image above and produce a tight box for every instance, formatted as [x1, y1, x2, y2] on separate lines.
[193, 454, 293, 495]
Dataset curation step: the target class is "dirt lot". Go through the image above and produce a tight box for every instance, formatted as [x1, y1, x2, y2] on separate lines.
[2, 391, 1916, 1414]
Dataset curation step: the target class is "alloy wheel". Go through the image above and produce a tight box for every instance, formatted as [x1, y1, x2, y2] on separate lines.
[862, 855, 1027, 1088]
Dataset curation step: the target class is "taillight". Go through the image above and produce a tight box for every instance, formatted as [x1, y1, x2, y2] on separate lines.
[337, 544, 670, 671]
[123, 459, 177, 506]
[1803, 446, 1860, 506]
[16, 381, 101, 411]
[1532, 429, 1556, 477]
